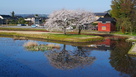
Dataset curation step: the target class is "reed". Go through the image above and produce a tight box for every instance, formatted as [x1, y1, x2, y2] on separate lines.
[23, 41, 38, 47]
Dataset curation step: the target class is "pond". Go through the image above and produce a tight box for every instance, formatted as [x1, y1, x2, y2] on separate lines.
[0, 37, 136, 77]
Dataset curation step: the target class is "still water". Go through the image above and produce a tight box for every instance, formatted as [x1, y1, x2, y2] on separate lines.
[0, 37, 135, 77]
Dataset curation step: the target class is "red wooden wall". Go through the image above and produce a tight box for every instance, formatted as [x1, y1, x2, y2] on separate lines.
[98, 22, 116, 32]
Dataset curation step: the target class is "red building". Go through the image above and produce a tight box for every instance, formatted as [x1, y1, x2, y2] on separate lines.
[97, 18, 116, 32]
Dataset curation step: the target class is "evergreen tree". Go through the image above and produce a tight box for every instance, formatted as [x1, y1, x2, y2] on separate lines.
[10, 11, 16, 25]
[111, 0, 136, 34]
[130, 0, 136, 33]
[11, 11, 15, 17]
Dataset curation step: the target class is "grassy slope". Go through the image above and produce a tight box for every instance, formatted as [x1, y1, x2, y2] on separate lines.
[0, 32, 104, 43]
[112, 31, 136, 36]
[128, 43, 136, 55]
[112, 32, 136, 42]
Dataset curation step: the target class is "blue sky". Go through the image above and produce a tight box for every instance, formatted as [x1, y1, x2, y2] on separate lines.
[1, 0, 112, 14]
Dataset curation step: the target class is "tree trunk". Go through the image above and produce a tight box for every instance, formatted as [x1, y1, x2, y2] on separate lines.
[63, 27, 66, 35]
[78, 26, 82, 35]
[130, 27, 133, 35]
[78, 29, 81, 35]
[122, 26, 125, 34]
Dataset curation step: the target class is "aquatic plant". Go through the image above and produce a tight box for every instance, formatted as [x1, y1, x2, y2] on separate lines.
[23, 41, 38, 47]
[13, 36, 27, 40]
[23, 41, 60, 51]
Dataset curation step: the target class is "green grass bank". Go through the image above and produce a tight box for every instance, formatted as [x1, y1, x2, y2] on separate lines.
[0, 32, 104, 43]
[128, 43, 136, 55]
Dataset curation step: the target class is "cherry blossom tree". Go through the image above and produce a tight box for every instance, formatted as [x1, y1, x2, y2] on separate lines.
[45, 9, 96, 35]
[72, 10, 96, 34]
[45, 9, 75, 34]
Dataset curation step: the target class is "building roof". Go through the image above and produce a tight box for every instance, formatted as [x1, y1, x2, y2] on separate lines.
[25, 14, 48, 18]
[97, 17, 116, 22]
[15, 16, 23, 18]
[25, 15, 35, 18]
[0, 15, 11, 18]
[94, 13, 108, 16]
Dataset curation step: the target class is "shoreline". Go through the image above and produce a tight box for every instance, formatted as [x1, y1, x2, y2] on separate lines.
[1, 30, 136, 43]
[0, 31, 104, 43]
[128, 43, 136, 55]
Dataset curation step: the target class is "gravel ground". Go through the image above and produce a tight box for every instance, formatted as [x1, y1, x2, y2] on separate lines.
[0, 29, 62, 35]
[0, 30, 56, 34]
[0, 25, 46, 29]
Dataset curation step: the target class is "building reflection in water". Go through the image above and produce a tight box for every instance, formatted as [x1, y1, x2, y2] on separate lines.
[96, 37, 136, 77]
[85, 37, 136, 76]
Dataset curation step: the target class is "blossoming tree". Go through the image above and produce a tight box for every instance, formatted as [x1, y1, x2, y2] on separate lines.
[45, 9, 96, 35]
[72, 10, 96, 34]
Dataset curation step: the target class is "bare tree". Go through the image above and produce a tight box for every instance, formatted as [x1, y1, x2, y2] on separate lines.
[45, 9, 96, 35]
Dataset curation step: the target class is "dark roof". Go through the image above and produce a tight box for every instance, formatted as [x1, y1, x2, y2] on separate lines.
[15, 14, 48, 18]
[25, 15, 35, 18]
[15, 16, 23, 18]
[97, 18, 116, 22]
[94, 13, 108, 16]
[0, 15, 11, 18]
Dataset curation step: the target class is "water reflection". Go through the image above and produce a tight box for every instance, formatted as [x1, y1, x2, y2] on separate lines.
[45, 44, 96, 70]
[21, 37, 136, 76]
[109, 40, 136, 76]
[1, 37, 136, 77]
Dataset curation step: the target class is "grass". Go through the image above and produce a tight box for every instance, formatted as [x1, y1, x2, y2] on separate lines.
[41, 34, 104, 42]
[126, 38, 136, 42]
[0, 32, 104, 43]
[112, 31, 136, 36]
[1, 24, 18, 26]
[128, 43, 136, 55]
[0, 27, 47, 31]
[110, 31, 136, 42]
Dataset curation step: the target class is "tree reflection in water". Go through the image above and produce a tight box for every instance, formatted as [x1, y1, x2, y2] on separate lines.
[45, 44, 95, 70]
[109, 40, 136, 76]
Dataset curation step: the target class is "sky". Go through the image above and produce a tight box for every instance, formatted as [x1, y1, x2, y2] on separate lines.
[1, 0, 112, 14]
